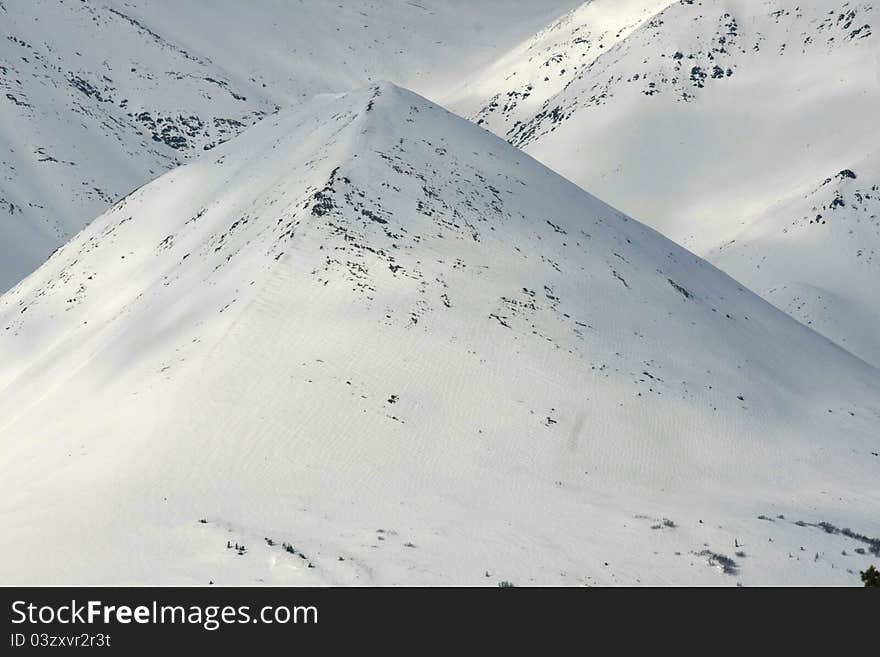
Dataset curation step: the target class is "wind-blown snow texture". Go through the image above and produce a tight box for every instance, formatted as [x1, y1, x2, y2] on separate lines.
[0, 0, 577, 292]
[452, 0, 880, 365]
[1, 85, 878, 585]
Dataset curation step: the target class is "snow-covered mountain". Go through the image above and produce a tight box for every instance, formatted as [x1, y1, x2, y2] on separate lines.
[709, 155, 880, 366]
[450, 0, 880, 364]
[0, 0, 578, 292]
[451, 0, 677, 133]
[1, 83, 877, 585]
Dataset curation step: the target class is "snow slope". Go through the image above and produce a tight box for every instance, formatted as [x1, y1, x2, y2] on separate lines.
[451, 0, 677, 129]
[0, 0, 578, 292]
[710, 155, 880, 366]
[450, 0, 880, 363]
[1, 83, 877, 585]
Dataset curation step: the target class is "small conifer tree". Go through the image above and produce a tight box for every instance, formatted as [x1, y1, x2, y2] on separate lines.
[861, 565, 880, 587]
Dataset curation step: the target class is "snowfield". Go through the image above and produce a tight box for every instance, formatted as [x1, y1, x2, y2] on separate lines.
[1, 84, 878, 585]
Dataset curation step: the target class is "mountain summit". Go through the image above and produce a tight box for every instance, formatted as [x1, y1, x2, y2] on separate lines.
[1, 83, 877, 585]
[0, 0, 577, 291]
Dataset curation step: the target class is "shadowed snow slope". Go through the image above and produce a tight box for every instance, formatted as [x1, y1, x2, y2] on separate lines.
[0, 0, 578, 291]
[0, 83, 878, 585]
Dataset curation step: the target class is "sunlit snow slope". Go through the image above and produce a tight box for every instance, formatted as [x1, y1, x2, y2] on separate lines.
[0, 0, 578, 291]
[1, 84, 878, 585]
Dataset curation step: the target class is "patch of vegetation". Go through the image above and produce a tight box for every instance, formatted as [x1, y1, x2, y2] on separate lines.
[861, 565, 880, 587]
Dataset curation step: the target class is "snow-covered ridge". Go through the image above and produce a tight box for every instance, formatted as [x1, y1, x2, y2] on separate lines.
[0, 0, 579, 292]
[1, 83, 877, 585]
[461, 1, 875, 152]
[451, 0, 677, 135]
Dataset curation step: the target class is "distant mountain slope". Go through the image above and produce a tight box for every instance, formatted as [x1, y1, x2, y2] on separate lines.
[709, 155, 880, 365]
[450, 0, 880, 362]
[1, 83, 877, 585]
[451, 0, 677, 133]
[0, 0, 578, 291]
[455, 0, 878, 248]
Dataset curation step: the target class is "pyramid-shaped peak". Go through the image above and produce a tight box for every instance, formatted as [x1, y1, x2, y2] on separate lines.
[1, 80, 878, 586]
